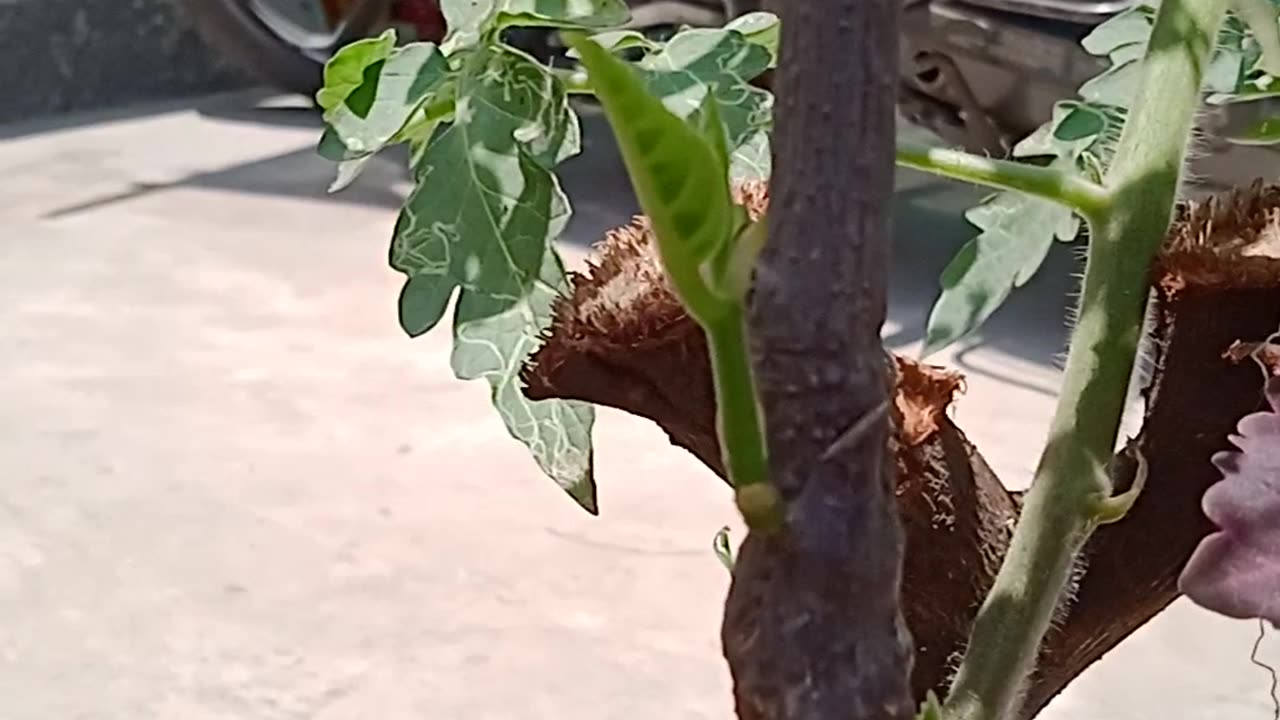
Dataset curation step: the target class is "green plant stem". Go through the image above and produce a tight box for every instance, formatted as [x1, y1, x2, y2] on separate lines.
[895, 140, 1109, 217]
[942, 1, 1227, 718]
[705, 311, 777, 525]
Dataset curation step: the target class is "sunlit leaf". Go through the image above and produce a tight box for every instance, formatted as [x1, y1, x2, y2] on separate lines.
[315, 30, 397, 113]
[317, 33, 451, 191]
[390, 43, 595, 510]
[1179, 377, 1280, 626]
[452, 252, 598, 512]
[725, 11, 780, 66]
[571, 34, 734, 320]
[497, 0, 630, 30]
[636, 27, 773, 153]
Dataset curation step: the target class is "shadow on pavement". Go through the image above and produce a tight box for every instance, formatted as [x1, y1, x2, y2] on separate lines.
[14, 90, 1076, 373]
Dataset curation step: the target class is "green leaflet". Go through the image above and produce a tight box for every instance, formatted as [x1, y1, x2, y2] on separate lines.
[922, 103, 1111, 355]
[440, 0, 629, 52]
[571, 35, 775, 524]
[924, 176, 1080, 355]
[315, 31, 398, 113]
[315, 6, 785, 514]
[636, 28, 773, 158]
[925, 0, 1280, 354]
[317, 31, 451, 191]
[724, 11, 780, 66]
[389, 43, 595, 510]
[569, 21, 777, 180]
[452, 252, 598, 512]
[570, 35, 735, 322]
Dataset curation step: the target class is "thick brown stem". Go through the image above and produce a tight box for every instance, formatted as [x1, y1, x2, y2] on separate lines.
[522, 183, 1280, 717]
[713, 2, 915, 719]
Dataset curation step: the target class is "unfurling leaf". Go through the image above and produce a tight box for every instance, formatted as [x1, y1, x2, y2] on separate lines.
[1179, 377, 1280, 626]
[570, 34, 735, 322]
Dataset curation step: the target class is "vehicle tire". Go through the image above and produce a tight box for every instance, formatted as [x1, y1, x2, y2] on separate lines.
[178, 0, 390, 98]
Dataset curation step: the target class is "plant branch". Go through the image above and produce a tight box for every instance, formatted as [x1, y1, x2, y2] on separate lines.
[942, 1, 1229, 718]
[895, 140, 1110, 219]
[705, 313, 776, 528]
[721, 1, 915, 718]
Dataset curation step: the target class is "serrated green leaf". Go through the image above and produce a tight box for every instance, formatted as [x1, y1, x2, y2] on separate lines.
[319, 38, 451, 191]
[572, 34, 735, 322]
[315, 30, 397, 113]
[452, 252, 597, 513]
[441, 0, 629, 51]
[725, 11, 780, 66]
[637, 28, 773, 149]
[628, 26, 774, 185]
[1081, 4, 1155, 56]
[440, 0, 500, 51]
[924, 182, 1080, 356]
[390, 43, 595, 510]
[497, 0, 630, 30]
[1054, 105, 1107, 141]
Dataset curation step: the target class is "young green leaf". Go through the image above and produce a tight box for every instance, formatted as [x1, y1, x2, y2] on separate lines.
[390, 43, 595, 510]
[317, 33, 451, 191]
[569, 34, 735, 322]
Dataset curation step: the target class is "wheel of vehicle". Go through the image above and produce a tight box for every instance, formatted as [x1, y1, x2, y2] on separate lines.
[179, 0, 396, 98]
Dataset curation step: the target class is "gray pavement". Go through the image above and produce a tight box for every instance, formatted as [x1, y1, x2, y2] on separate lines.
[0, 91, 1275, 720]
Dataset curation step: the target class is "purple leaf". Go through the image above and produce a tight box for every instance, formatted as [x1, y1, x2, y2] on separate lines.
[1179, 377, 1280, 625]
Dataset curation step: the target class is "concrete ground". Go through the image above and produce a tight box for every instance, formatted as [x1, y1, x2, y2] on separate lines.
[0, 91, 1275, 720]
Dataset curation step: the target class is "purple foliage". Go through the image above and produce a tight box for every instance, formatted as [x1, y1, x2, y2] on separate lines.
[1179, 377, 1280, 625]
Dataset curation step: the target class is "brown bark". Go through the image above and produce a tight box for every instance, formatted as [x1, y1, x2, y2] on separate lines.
[716, 2, 915, 718]
[522, 182, 1280, 717]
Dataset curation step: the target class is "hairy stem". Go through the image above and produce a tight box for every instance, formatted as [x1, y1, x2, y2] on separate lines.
[895, 141, 1109, 217]
[942, 1, 1228, 718]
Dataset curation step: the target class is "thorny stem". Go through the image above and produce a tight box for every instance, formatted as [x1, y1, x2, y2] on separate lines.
[943, 1, 1228, 718]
